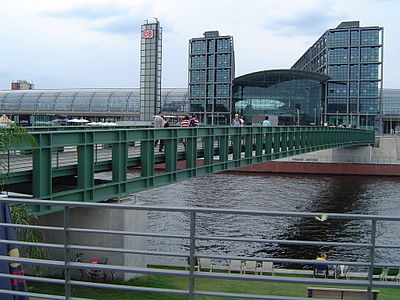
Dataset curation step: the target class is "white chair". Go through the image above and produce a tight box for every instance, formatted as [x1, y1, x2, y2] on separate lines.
[256, 261, 275, 275]
[244, 260, 257, 274]
[335, 265, 350, 279]
[228, 260, 243, 274]
[197, 258, 213, 272]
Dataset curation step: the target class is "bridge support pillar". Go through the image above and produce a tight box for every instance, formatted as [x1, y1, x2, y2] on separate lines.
[37, 198, 147, 281]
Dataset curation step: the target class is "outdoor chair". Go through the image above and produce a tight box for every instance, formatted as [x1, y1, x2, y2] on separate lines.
[313, 264, 328, 278]
[256, 261, 275, 276]
[243, 260, 257, 274]
[372, 267, 386, 280]
[382, 268, 399, 281]
[228, 259, 243, 274]
[334, 265, 350, 279]
[197, 258, 213, 272]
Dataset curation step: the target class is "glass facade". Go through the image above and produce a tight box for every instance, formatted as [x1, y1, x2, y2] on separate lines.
[140, 20, 162, 121]
[292, 21, 383, 130]
[232, 70, 328, 125]
[188, 31, 234, 124]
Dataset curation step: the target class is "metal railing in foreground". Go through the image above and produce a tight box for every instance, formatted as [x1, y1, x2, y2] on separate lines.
[0, 198, 399, 300]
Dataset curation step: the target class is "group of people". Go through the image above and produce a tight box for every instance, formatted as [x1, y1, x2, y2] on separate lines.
[154, 111, 199, 152]
[231, 114, 271, 127]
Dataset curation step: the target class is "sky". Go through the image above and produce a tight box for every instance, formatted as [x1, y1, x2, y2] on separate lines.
[0, 0, 399, 90]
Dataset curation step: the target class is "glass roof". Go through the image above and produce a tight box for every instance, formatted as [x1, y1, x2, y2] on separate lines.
[0, 88, 188, 113]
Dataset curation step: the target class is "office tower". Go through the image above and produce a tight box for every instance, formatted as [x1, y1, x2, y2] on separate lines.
[292, 21, 383, 130]
[140, 19, 162, 121]
[189, 31, 235, 125]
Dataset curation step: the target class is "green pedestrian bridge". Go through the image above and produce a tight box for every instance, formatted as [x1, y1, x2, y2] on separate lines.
[1, 126, 374, 215]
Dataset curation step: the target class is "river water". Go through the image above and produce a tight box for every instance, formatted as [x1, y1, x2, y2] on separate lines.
[135, 173, 400, 267]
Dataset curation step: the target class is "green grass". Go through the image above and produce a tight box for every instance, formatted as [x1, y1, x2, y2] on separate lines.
[29, 274, 400, 300]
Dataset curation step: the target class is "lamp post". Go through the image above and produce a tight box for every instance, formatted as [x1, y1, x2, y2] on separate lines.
[297, 109, 300, 126]
[314, 107, 316, 126]
[336, 111, 339, 126]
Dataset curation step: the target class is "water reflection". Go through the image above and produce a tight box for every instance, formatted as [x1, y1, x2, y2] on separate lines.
[136, 173, 400, 266]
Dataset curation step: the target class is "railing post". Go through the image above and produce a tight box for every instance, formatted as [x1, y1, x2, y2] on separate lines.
[188, 211, 196, 300]
[64, 206, 71, 300]
[367, 219, 377, 300]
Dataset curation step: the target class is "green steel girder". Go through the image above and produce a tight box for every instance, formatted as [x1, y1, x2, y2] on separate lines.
[3, 126, 375, 215]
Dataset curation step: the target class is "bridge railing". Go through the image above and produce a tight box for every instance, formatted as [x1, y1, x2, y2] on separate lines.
[0, 197, 399, 300]
[0, 126, 375, 214]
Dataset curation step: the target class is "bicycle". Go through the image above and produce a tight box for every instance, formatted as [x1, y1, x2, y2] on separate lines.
[63, 253, 115, 282]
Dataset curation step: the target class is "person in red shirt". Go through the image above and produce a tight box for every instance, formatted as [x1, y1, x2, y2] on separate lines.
[180, 116, 190, 149]
[181, 116, 190, 127]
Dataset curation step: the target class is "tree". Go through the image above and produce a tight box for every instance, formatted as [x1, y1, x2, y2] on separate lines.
[0, 125, 44, 274]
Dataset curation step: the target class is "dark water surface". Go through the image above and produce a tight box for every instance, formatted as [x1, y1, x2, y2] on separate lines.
[135, 173, 400, 266]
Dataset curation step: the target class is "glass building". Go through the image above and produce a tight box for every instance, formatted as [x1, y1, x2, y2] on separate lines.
[140, 19, 162, 121]
[188, 31, 235, 125]
[0, 88, 188, 125]
[382, 89, 400, 134]
[292, 21, 383, 130]
[232, 70, 329, 125]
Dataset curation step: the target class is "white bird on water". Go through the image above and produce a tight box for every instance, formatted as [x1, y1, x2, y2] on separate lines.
[315, 214, 328, 222]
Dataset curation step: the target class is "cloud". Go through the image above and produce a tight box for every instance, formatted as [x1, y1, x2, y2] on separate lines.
[43, 5, 128, 20]
[91, 16, 144, 35]
[264, 6, 346, 37]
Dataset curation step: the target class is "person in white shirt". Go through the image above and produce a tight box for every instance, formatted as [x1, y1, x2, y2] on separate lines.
[262, 115, 271, 126]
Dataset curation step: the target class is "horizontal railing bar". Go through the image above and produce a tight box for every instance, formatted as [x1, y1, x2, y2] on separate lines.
[0, 239, 64, 249]
[68, 244, 189, 258]
[0, 289, 68, 300]
[0, 222, 64, 232]
[70, 280, 189, 295]
[0, 255, 64, 267]
[193, 290, 311, 300]
[68, 227, 189, 239]
[2, 198, 399, 221]
[197, 235, 372, 248]
[0, 272, 65, 285]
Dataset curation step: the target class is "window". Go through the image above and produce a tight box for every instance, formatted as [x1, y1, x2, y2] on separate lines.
[360, 64, 379, 79]
[328, 48, 348, 63]
[327, 98, 347, 113]
[360, 47, 379, 62]
[349, 82, 359, 96]
[191, 40, 206, 53]
[328, 82, 347, 96]
[328, 65, 348, 80]
[215, 69, 231, 82]
[215, 84, 230, 97]
[350, 48, 359, 63]
[350, 65, 359, 79]
[216, 38, 231, 52]
[216, 54, 231, 67]
[350, 30, 359, 45]
[190, 99, 205, 112]
[328, 31, 348, 47]
[361, 29, 380, 45]
[190, 70, 206, 83]
[349, 98, 358, 113]
[360, 82, 378, 96]
[359, 98, 379, 113]
[190, 85, 205, 97]
[191, 55, 206, 68]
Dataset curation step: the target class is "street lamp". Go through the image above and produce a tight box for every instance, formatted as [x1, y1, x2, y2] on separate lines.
[336, 111, 339, 126]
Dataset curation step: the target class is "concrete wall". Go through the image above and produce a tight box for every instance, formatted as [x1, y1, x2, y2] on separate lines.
[278, 136, 400, 165]
[36, 197, 147, 281]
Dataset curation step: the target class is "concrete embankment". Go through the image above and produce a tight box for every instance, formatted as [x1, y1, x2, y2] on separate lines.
[235, 136, 400, 176]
